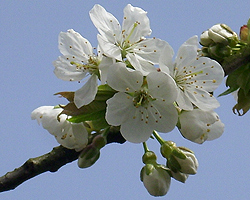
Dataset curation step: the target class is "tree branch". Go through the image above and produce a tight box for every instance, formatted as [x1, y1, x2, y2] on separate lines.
[0, 128, 125, 193]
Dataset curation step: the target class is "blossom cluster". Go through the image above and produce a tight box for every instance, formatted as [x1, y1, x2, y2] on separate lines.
[31, 4, 225, 197]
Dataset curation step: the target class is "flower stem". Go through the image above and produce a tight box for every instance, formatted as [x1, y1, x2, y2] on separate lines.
[143, 142, 150, 153]
[152, 131, 165, 145]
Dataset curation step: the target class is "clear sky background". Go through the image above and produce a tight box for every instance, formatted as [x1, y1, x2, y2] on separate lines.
[1, 1, 250, 199]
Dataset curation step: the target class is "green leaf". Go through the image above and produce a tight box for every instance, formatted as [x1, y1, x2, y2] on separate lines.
[95, 84, 116, 101]
[237, 65, 250, 95]
[247, 18, 250, 42]
[233, 88, 250, 115]
[68, 109, 106, 123]
[218, 86, 238, 97]
[91, 115, 110, 130]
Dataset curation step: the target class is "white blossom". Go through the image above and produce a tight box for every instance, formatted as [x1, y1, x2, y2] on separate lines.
[53, 29, 112, 108]
[90, 4, 168, 75]
[159, 36, 224, 111]
[31, 106, 88, 151]
[105, 63, 178, 143]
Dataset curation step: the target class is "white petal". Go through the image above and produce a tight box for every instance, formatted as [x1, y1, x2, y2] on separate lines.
[31, 106, 57, 125]
[134, 38, 169, 64]
[175, 90, 194, 111]
[98, 56, 115, 84]
[122, 4, 151, 42]
[53, 56, 87, 81]
[206, 117, 224, 141]
[159, 44, 175, 75]
[120, 108, 154, 143]
[147, 72, 177, 103]
[126, 53, 156, 76]
[89, 4, 121, 44]
[147, 101, 178, 133]
[54, 122, 88, 151]
[179, 109, 222, 143]
[59, 29, 93, 60]
[105, 92, 134, 126]
[74, 75, 98, 108]
[175, 36, 198, 70]
[185, 88, 220, 111]
[186, 57, 224, 91]
[97, 34, 122, 61]
[106, 63, 143, 92]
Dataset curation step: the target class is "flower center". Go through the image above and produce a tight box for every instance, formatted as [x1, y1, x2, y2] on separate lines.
[120, 22, 139, 59]
[70, 56, 100, 76]
[175, 67, 203, 91]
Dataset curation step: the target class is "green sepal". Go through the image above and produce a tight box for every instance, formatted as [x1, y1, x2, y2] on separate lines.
[172, 148, 186, 160]
[168, 155, 181, 173]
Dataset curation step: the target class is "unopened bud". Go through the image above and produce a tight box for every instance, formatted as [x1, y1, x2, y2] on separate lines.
[200, 30, 213, 46]
[140, 164, 171, 197]
[173, 147, 198, 174]
[78, 144, 100, 168]
[170, 170, 189, 183]
[92, 134, 107, 149]
[208, 24, 238, 45]
[142, 151, 157, 164]
[240, 25, 249, 42]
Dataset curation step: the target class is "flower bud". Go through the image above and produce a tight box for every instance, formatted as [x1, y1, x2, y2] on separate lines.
[240, 25, 249, 42]
[173, 147, 198, 174]
[160, 141, 198, 174]
[208, 24, 238, 45]
[92, 134, 107, 149]
[160, 141, 176, 159]
[78, 144, 100, 168]
[140, 164, 171, 197]
[200, 30, 213, 46]
[170, 170, 189, 183]
[142, 151, 157, 164]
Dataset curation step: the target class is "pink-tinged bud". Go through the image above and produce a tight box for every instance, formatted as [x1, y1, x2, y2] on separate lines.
[240, 25, 249, 42]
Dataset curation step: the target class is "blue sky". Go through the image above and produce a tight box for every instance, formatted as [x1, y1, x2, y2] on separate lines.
[1, 1, 250, 199]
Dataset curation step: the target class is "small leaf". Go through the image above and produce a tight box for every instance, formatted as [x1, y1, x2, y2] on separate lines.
[68, 109, 106, 123]
[54, 91, 75, 102]
[218, 86, 238, 97]
[233, 88, 250, 115]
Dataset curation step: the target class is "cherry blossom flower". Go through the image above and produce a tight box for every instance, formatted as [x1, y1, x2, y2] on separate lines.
[105, 63, 178, 143]
[159, 36, 224, 111]
[178, 108, 224, 144]
[89, 4, 168, 75]
[31, 106, 88, 151]
[53, 29, 113, 108]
